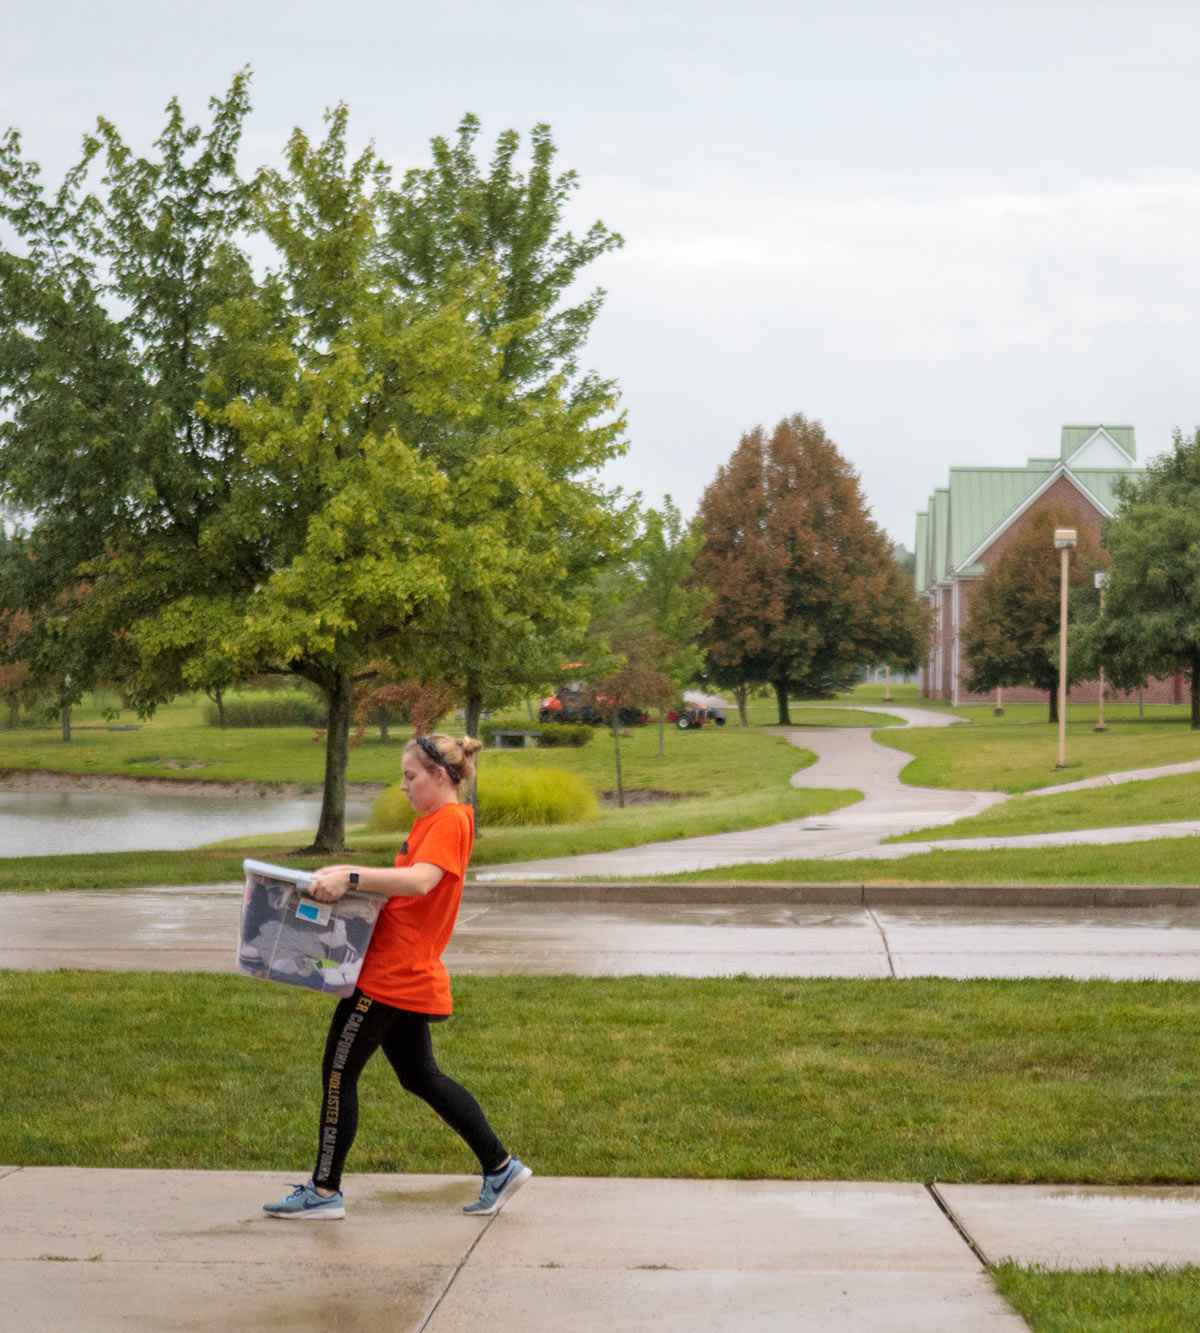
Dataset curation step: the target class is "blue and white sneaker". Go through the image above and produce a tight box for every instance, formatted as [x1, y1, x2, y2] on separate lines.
[463, 1158, 532, 1215]
[263, 1179, 345, 1220]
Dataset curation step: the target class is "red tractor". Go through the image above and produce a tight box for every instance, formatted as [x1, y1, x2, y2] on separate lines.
[539, 670, 648, 727]
[666, 701, 728, 729]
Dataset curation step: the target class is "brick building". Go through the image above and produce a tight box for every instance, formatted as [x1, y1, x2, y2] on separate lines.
[913, 425, 1183, 706]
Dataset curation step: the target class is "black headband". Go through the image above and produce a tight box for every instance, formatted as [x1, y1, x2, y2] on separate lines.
[414, 734, 462, 784]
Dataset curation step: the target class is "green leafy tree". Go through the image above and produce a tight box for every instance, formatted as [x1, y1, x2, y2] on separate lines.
[134, 109, 514, 849]
[961, 503, 1102, 723]
[1075, 428, 1200, 728]
[695, 414, 920, 725]
[0, 75, 254, 719]
[0, 86, 629, 849]
[379, 116, 631, 733]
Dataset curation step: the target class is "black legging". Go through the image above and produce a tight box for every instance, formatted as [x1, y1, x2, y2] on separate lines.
[313, 990, 508, 1191]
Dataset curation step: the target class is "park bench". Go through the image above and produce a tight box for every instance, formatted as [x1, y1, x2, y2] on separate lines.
[490, 729, 544, 749]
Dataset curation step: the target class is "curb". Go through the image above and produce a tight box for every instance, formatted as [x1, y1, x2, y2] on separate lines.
[463, 879, 1200, 908]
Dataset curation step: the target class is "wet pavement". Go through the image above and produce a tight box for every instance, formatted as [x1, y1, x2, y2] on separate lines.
[5, 883, 1200, 980]
[4, 1166, 1197, 1330]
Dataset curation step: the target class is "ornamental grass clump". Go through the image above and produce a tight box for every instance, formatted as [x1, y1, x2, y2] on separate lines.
[366, 785, 414, 834]
[367, 767, 597, 832]
[479, 766, 598, 825]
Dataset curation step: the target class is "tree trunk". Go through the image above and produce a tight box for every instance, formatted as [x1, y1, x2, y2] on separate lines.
[464, 690, 484, 738]
[61, 705, 71, 742]
[735, 683, 748, 727]
[377, 706, 389, 743]
[658, 715, 665, 757]
[1191, 652, 1200, 730]
[774, 679, 791, 726]
[1048, 688, 1058, 725]
[611, 711, 625, 808]
[214, 687, 226, 729]
[310, 668, 353, 853]
[6, 702, 19, 729]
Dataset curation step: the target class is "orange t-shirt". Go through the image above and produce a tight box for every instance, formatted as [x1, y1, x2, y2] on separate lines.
[355, 801, 474, 1015]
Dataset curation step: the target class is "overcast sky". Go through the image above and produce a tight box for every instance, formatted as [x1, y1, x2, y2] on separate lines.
[5, 0, 1200, 547]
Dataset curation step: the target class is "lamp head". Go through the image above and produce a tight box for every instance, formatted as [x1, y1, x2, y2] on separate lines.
[1053, 528, 1078, 549]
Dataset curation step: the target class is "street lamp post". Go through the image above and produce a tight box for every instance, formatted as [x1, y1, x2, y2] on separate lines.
[1054, 528, 1077, 769]
[1094, 571, 1109, 733]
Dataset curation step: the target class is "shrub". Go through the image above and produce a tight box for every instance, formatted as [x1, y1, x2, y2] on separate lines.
[536, 723, 593, 748]
[479, 766, 598, 826]
[203, 693, 327, 728]
[366, 785, 414, 834]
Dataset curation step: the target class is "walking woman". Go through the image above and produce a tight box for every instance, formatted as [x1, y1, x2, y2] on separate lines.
[264, 732, 530, 1219]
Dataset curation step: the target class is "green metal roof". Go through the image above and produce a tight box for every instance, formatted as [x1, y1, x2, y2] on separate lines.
[1061, 425, 1136, 461]
[1070, 469, 1135, 514]
[914, 512, 929, 593]
[915, 426, 1143, 591]
[932, 488, 950, 584]
[947, 465, 1051, 569]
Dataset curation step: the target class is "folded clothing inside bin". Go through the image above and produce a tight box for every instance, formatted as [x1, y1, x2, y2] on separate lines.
[237, 858, 382, 998]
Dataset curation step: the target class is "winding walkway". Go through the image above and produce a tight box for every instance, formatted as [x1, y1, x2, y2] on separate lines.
[477, 705, 1200, 879]
[476, 706, 1008, 879]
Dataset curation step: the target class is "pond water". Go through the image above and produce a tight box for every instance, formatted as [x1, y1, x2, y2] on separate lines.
[0, 790, 371, 858]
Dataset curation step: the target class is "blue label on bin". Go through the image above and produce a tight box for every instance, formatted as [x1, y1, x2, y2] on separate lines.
[296, 899, 331, 925]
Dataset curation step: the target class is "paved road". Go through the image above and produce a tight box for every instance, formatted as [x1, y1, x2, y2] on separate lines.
[5, 1165, 1199, 1331]
[5, 883, 1200, 980]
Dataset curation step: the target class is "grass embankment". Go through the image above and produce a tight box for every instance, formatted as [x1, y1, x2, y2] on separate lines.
[991, 1263, 1200, 1332]
[7, 972, 1197, 1182]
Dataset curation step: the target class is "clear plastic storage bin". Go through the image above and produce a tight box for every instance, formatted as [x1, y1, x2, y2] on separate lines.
[237, 859, 383, 998]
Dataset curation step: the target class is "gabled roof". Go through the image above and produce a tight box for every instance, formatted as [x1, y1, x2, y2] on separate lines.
[947, 465, 1052, 570]
[917, 426, 1142, 589]
[1062, 425, 1136, 463]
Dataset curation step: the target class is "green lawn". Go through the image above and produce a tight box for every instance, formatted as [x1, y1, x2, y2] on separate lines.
[6, 972, 1198, 1184]
[991, 1263, 1200, 1332]
[887, 771, 1200, 844]
[873, 707, 1200, 794]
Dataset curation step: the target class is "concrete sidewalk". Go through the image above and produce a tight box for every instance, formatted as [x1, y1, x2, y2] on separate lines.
[5, 1166, 1198, 1331]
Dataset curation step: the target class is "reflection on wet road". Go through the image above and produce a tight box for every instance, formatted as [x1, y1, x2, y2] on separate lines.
[3, 886, 1199, 980]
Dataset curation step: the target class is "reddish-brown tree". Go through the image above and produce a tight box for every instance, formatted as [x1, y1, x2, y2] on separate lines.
[696, 414, 924, 724]
[962, 503, 1103, 723]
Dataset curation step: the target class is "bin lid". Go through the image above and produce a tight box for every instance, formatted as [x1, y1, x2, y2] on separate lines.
[243, 858, 314, 892]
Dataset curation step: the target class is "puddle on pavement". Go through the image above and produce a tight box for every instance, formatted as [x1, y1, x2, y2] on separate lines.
[364, 1181, 475, 1208]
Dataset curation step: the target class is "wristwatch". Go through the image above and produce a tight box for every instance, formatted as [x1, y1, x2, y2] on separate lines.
[348, 872, 359, 890]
